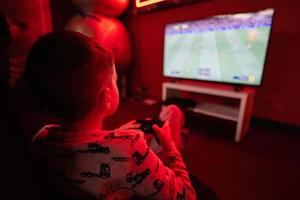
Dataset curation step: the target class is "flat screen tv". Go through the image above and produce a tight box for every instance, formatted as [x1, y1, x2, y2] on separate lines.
[163, 8, 274, 86]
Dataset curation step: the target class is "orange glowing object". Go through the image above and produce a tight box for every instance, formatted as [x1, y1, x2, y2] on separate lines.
[135, 0, 165, 8]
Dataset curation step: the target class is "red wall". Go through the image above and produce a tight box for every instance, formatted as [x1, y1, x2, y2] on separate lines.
[124, 0, 300, 126]
[0, 0, 53, 87]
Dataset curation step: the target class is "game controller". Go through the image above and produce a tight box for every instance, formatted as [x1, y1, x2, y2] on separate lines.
[136, 119, 164, 144]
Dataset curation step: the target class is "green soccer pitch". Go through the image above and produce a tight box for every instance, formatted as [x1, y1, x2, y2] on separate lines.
[163, 27, 271, 85]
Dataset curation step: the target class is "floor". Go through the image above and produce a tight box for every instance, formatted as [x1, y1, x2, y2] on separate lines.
[183, 114, 300, 200]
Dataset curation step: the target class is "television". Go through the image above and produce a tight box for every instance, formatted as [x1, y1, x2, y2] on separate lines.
[163, 8, 274, 86]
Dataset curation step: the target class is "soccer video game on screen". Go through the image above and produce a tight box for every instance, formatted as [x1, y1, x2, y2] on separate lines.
[163, 9, 274, 86]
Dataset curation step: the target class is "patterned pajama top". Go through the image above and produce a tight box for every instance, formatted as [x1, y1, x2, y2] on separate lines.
[33, 125, 196, 200]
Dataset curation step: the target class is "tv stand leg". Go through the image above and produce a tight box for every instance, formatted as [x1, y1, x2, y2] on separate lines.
[235, 94, 254, 142]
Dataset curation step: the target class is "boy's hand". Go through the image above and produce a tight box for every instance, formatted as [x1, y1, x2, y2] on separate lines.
[153, 121, 177, 152]
[118, 120, 140, 130]
[159, 105, 182, 122]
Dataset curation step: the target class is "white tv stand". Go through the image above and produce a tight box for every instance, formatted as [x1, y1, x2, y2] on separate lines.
[162, 82, 256, 142]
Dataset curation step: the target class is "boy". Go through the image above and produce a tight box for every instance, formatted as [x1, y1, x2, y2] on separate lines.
[27, 31, 196, 199]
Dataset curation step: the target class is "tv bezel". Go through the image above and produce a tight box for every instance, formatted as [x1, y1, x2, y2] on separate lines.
[162, 8, 275, 87]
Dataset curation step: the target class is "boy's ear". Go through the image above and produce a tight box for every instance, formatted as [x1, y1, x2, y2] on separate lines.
[104, 87, 111, 110]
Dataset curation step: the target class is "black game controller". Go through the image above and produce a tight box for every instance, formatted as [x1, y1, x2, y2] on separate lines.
[136, 119, 164, 144]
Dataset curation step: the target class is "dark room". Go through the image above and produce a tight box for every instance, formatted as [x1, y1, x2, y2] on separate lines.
[1, 0, 299, 199]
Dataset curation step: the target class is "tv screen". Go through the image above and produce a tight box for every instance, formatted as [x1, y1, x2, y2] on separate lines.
[163, 8, 274, 86]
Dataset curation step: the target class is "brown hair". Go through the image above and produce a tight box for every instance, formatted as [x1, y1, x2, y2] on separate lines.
[26, 31, 114, 121]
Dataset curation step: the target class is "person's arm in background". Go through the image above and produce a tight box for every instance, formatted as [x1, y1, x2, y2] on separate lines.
[0, 11, 11, 91]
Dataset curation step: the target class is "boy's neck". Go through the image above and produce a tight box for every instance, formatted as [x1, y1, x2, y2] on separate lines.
[61, 115, 103, 132]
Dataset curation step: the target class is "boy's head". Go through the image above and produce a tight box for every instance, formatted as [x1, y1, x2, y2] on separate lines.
[26, 31, 119, 121]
